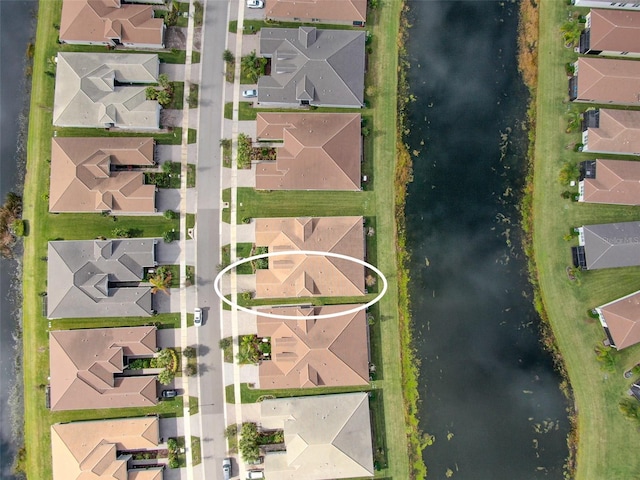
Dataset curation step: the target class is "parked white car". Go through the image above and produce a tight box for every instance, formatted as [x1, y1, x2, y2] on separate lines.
[193, 307, 202, 326]
[246, 0, 264, 8]
[242, 89, 258, 98]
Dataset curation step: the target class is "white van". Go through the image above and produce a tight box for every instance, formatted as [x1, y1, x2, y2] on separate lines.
[246, 470, 265, 480]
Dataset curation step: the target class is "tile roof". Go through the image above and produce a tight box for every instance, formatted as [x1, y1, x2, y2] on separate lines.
[580, 221, 640, 269]
[597, 290, 640, 349]
[585, 108, 640, 154]
[581, 158, 640, 205]
[50, 137, 156, 213]
[49, 326, 158, 411]
[51, 416, 163, 480]
[60, 0, 164, 47]
[260, 392, 374, 480]
[255, 112, 361, 190]
[53, 52, 159, 129]
[265, 0, 367, 24]
[587, 9, 640, 54]
[574, 57, 640, 105]
[257, 305, 369, 388]
[47, 238, 156, 318]
[258, 27, 365, 107]
[255, 216, 365, 298]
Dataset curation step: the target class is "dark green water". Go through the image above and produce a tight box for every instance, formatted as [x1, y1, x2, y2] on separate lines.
[405, 2, 570, 478]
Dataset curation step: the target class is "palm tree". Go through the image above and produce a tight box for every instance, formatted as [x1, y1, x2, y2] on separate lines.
[149, 266, 172, 295]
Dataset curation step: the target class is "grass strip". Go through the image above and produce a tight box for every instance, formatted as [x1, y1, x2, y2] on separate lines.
[225, 383, 369, 404]
[221, 188, 374, 223]
[223, 102, 365, 120]
[54, 126, 184, 145]
[229, 19, 362, 34]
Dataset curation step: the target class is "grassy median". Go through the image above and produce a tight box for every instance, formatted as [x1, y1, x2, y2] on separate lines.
[532, 1, 640, 478]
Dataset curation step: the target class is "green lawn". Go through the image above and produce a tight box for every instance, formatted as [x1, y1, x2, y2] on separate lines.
[51, 314, 180, 331]
[50, 397, 184, 424]
[45, 214, 178, 240]
[58, 43, 187, 64]
[533, 2, 640, 479]
[221, 243, 254, 274]
[223, 101, 366, 120]
[234, 294, 377, 309]
[229, 19, 363, 34]
[168, 81, 185, 110]
[222, 188, 374, 223]
[54, 126, 184, 145]
[188, 128, 197, 144]
[225, 383, 370, 404]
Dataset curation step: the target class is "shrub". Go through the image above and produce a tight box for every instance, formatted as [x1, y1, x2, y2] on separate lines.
[11, 219, 25, 237]
[185, 363, 197, 376]
[112, 227, 131, 238]
[183, 346, 197, 358]
[164, 209, 178, 220]
[157, 369, 175, 385]
[163, 230, 178, 243]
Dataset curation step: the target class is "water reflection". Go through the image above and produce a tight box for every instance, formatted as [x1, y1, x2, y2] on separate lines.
[405, 2, 569, 478]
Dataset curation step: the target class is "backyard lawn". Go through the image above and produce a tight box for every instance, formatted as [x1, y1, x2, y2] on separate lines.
[533, 2, 640, 478]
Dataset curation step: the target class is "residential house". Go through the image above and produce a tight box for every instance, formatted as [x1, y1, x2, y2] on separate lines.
[579, 159, 640, 205]
[572, 221, 640, 270]
[255, 112, 362, 191]
[256, 305, 369, 389]
[581, 108, 640, 155]
[49, 137, 156, 213]
[574, 0, 640, 10]
[596, 290, 640, 349]
[569, 57, 640, 105]
[47, 238, 157, 318]
[255, 216, 365, 298]
[60, 0, 165, 48]
[260, 392, 374, 480]
[258, 27, 365, 108]
[51, 416, 163, 480]
[580, 9, 640, 57]
[49, 326, 159, 411]
[265, 0, 367, 26]
[53, 52, 160, 129]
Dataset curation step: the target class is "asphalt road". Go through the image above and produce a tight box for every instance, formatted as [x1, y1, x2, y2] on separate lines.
[192, 1, 233, 478]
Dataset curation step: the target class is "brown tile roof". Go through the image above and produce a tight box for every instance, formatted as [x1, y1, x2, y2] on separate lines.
[257, 305, 369, 389]
[588, 9, 640, 54]
[585, 108, 640, 154]
[255, 113, 361, 191]
[49, 326, 158, 411]
[574, 57, 640, 105]
[597, 290, 640, 349]
[60, 0, 164, 47]
[265, 0, 367, 24]
[582, 158, 640, 204]
[51, 417, 163, 480]
[255, 216, 365, 298]
[50, 137, 156, 213]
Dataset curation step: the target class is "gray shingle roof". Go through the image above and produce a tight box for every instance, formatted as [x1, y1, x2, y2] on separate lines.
[258, 27, 365, 108]
[581, 221, 640, 269]
[47, 238, 157, 318]
[53, 52, 160, 129]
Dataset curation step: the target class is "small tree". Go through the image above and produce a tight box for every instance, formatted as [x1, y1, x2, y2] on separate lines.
[183, 346, 197, 358]
[185, 363, 197, 376]
[157, 89, 172, 107]
[158, 73, 170, 89]
[157, 369, 175, 385]
[223, 49, 235, 63]
[558, 161, 579, 186]
[163, 230, 178, 243]
[149, 266, 172, 295]
[146, 86, 158, 100]
[164, 209, 178, 220]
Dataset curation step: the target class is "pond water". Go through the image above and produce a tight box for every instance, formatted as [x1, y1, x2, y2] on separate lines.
[0, 1, 36, 477]
[404, 2, 570, 478]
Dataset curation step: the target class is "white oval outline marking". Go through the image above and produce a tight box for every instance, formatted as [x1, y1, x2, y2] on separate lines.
[213, 250, 388, 320]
